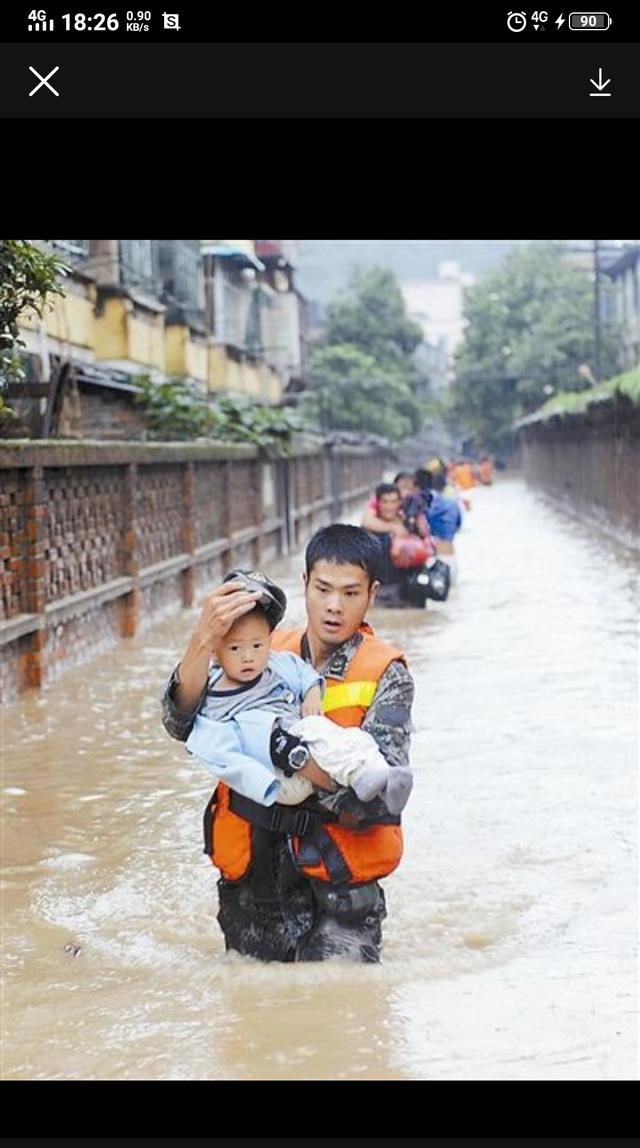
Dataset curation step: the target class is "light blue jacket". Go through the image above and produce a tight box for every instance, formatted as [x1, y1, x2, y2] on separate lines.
[185, 651, 321, 805]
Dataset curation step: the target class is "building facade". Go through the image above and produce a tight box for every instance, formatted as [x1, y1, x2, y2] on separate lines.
[10, 239, 307, 438]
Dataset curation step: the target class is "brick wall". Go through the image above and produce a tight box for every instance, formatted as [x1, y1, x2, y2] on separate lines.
[0, 469, 28, 621]
[139, 572, 185, 632]
[43, 466, 123, 602]
[46, 599, 122, 683]
[58, 379, 149, 441]
[193, 461, 226, 549]
[134, 465, 184, 570]
[0, 440, 389, 699]
[520, 395, 640, 546]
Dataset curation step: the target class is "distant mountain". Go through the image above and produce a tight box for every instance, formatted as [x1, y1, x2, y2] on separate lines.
[296, 239, 532, 305]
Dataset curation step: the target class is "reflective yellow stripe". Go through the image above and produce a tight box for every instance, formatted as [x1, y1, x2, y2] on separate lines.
[322, 680, 377, 714]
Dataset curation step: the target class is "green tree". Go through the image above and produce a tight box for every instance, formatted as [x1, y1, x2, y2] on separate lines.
[303, 267, 425, 442]
[304, 344, 422, 441]
[325, 266, 423, 358]
[445, 241, 624, 453]
[0, 240, 69, 420]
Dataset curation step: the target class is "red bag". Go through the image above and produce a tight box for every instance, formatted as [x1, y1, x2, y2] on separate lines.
[389, 534, 430, 569]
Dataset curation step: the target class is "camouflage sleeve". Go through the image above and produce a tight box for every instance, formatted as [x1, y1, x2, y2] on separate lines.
[315, 659, 415, 819]
[161, 664, 208, 742]
[361, 659, 414, 770]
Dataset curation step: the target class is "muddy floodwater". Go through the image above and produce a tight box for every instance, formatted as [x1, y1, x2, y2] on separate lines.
[2, 478, 637, 1080]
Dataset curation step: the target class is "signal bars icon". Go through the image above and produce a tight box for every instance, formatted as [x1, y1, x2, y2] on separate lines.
[29, 18, 55, 30]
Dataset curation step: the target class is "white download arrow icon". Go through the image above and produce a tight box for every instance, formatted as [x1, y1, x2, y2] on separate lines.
[589, 68, 611, 95]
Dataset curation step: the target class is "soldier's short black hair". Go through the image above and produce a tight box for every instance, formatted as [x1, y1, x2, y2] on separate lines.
[305, 524, 382, 586]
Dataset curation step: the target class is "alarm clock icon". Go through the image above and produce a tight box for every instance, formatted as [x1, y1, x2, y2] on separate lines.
[507, 11, 528, 31]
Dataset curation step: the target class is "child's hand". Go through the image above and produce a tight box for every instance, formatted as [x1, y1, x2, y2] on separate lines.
[301, 684, 323, 716]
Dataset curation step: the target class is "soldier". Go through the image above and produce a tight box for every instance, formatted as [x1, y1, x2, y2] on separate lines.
[162, 524, 415, 963]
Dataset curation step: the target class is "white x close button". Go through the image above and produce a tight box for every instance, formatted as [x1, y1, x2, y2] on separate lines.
[29, 66, 60, 96]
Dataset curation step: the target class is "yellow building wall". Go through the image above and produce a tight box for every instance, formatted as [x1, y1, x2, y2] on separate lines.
[185, 339, 208, 383]
[17, 277, 281, 405]
[47, 292, 95, 350]
[208, 349, 255, 396]
[128, 312, 165, 370]
[165, 324, 187, 376]
[267, 370, 282, 403]
[94, 297, 128, 360]
[208, 345, 228, 392]
[206, 347, 284, 401]
[225, 359, 242, 395]
[166, 325, 208, 382]
[244, 364, 261, 397]
[19, 291, 95, 353]
[93, 298, 165, 370]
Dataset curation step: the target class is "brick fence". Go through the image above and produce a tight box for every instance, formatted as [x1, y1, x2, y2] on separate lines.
[518, 393, 640, 548]
[0, 439, 387, 702]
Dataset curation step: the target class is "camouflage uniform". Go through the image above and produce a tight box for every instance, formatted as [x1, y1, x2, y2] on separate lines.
[162, 629, 414, 962]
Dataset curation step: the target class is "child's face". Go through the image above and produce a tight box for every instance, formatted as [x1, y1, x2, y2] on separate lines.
[215, 611, 272, 683]
[396, 477, 416, 498]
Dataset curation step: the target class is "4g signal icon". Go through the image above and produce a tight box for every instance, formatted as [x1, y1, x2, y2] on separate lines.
[28, 9, 55, 30]
[506, 11, 550, 32]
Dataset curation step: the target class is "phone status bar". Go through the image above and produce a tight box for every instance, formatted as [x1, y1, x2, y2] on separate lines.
[8, 5, 638, 41]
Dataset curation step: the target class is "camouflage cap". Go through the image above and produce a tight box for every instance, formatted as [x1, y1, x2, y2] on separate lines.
[222, 568, 287, 629]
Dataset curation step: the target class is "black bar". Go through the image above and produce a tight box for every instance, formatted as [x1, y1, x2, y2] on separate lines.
[1, 42, 637, 118]
[2, 3, 638, 43]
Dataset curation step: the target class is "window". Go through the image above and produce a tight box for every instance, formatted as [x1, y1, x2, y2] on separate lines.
[154, 240, 201, 311]
[119, 239, 156, 292]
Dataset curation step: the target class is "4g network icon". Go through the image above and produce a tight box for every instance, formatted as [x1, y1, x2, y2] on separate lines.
[506, 11, 548, 32]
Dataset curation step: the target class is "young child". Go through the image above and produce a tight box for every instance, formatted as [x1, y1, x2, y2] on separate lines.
[185, 569, 405, 812]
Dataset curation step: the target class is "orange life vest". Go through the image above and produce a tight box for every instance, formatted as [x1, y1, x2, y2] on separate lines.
[205, 624, 407, 885]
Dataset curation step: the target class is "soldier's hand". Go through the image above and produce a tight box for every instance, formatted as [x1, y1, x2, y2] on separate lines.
[298, 757, 337, 792]
[192, 581, 263, 650]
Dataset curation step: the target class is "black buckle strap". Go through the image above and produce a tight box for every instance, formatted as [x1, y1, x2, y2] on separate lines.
[269, 804, 311, 836]
[313, 826, 352, 884]
[342, 813, 401, 828]
[230, 790, 316, 836]
[202, 786, 219, 855]
[228, 789, 400, 840]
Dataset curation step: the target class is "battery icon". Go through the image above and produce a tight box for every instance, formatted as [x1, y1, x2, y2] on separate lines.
[569, 12, 612, 29]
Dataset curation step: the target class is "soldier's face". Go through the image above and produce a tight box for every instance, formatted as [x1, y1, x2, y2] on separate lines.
[304, 559, 378, 647]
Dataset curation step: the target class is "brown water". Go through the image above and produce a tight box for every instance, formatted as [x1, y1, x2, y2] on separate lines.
[1, 478, 637, 1080]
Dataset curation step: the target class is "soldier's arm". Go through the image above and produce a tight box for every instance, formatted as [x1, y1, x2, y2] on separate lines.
[317, 660, 415, 818]
[361, 660, 414, 770]
[161, 664, 207, 742]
